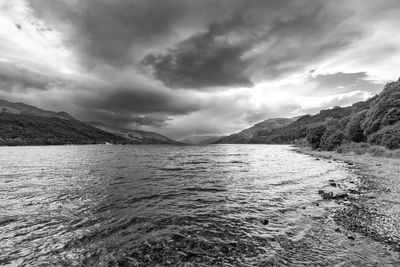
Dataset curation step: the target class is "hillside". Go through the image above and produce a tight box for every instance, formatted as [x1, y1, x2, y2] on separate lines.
[215, 117, 301, 144]
[89, 122, 181, 145]
[0, 112, 129, 146]
[0, 99, 74, 120]
[250, 105, 357, 144]
[217, 78, 400, 150]
[0, 99, 179, 146]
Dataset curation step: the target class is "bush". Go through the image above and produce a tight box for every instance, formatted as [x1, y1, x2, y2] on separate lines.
[345, 110, 367, 142]
[318, 118, 346, 151]
[368, 122, 400, 149]
[306, 123, 326, 149]
[321, 130, 346, 151]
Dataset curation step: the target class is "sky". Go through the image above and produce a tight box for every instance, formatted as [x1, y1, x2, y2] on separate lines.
[0, 0, 399, 140]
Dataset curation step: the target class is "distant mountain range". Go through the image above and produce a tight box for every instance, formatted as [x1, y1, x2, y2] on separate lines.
[1, 77, 399, 148]
[179, 135, 223, 145]
[0, 99, 179, 146]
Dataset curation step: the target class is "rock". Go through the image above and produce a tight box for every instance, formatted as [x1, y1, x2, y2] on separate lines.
[260, 219, 269, 225]
[364, 192, 376, 199]
[318, 190, 348, 200]
[347, 235, 355, 240]
[319, 191, 334, 200]
[329, 182, 337, 187]
[334, 193, 348, 200]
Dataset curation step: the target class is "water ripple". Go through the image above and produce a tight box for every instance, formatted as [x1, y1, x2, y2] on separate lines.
[0, 144, 398, 266]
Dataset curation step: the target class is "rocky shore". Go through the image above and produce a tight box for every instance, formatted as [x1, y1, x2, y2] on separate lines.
[297, 147, 400, 254]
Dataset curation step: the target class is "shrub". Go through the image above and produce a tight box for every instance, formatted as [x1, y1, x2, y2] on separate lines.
[319, 118, 347, 150]
[321, 130, 346, 151]
[345, 110, 367, 142]
[368, 122, 400, 149]
[306, 123, 326, 149]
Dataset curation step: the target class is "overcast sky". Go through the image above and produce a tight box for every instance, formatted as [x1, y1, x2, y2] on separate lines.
[0, 1, 399, 140]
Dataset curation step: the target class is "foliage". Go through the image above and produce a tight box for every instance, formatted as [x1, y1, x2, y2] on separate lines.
[368, 122, 400, 149]
[305, 123, 326, 149]
[0, 113, 131, 146]
[361, 80, 400, 136]
[345, 110, 367, 142]
[336, 142, 400, 158]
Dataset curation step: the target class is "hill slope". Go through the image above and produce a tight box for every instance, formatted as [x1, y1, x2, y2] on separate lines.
[88, 122, 181, 145]
[0, 112, 129, 146]
[219, 78, 400, 150]
[215, 117, 300, 144]
[0, 99, 179, 146]
[0, 99, 74, 120]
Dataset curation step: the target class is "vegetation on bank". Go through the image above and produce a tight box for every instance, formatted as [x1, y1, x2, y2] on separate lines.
[305, 79, 400, 151]
[336, 142, 400, 158]
[215, 78, 400, 153]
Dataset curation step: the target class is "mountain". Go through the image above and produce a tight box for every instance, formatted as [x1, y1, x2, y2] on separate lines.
[0, 99, 130, 146]
[0, 99, 179, 146]
[0, 99, 74, 120]
[303, 79, 400, 150]
[88, 122, 181, 145]
[215, 117, 299, 144]
[215, 78, 400, 150]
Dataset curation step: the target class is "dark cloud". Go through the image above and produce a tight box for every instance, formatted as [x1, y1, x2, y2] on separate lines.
[0, 62, 64, 92]
[141, 32, 252, 88]
[141, 0, 366, 88]
[3, 0, 397, 139]
[69, 78, 203, 128]
[253, 4, 365, 80]
[75, 85, 199, 115]
[28, 0, 188, 67]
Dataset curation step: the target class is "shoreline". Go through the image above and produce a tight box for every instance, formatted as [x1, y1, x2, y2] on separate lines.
[296, 146, 400, 253]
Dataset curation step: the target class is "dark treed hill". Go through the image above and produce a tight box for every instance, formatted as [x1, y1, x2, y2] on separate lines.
[305, 78, 400, 151]
[250, 105, 362, 144]
[0, 98, 183, 146]
[0, 112, 130, 146]
[217, 77, 400, 150]
[213, 87, 380, 145]
[253, 92, 382, 145]
[88, 122, 182, 145]
[215, 117, 298, 144]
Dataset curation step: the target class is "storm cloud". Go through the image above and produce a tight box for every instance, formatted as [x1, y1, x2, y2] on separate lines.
[0, 0, 399, 139]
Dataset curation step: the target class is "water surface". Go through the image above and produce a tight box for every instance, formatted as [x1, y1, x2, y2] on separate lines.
[0, 145, 398, 266]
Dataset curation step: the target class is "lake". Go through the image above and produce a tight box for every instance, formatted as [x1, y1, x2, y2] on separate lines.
[0, 145, 398, 266]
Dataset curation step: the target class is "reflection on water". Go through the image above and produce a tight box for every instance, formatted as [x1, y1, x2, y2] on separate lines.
[0, 145, 398, 266]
